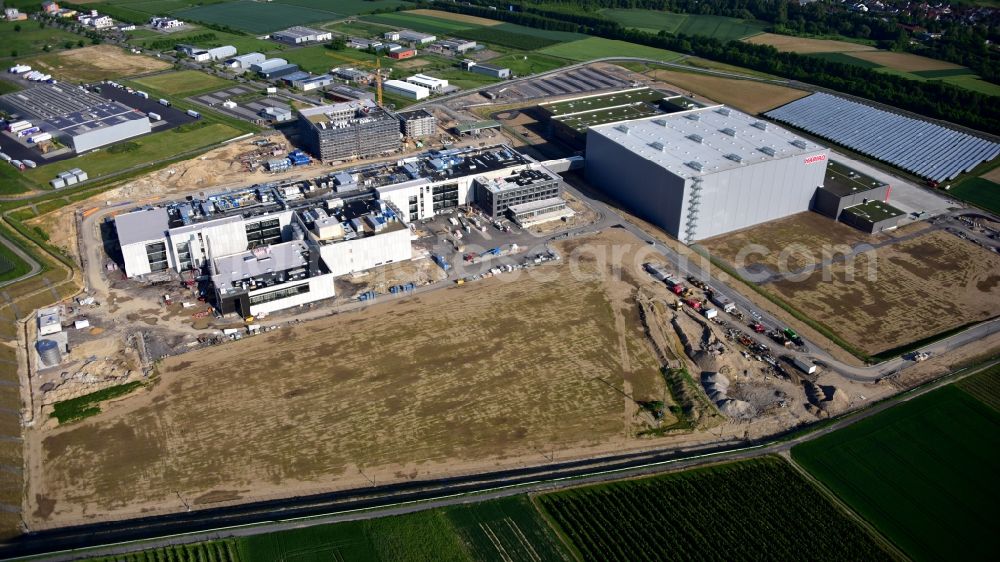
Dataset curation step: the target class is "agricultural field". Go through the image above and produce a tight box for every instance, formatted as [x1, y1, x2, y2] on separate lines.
[0, 19, 82, 57]
[405, 8, 502, 26]
[362, 12, 479, 36]
[643, 67, 809, 113]
[22, 122, 243, 188]
[27, 230, 666, 526]
[539, 456, 893, 561]
[0, 243, 30, 284]
[87, 495, 570, 561]
[539, 37, 683, 63]
[130, 28, 277, 55]
[792, 368, 1000, 562]
[602, 9, 767, 40]
[703, 214, 1000, 356]
[22, 44, 171, 83]
[745, 32, 876, 53]
[485, 53, 569, 77]
[453, 27, 562, 50]
[132, 70, 231, 96]
[847, 50, 964, 72]
[175, 1, 338, 34]
[949, 176, 1000, 214]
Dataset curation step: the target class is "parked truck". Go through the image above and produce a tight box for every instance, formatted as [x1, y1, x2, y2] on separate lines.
[709, 293, 737, 314]
[793, 357, 817, 374]
[158, 98, 171, 107]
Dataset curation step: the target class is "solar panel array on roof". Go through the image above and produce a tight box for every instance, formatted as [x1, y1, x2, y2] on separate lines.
[765, 93, 1000, 183]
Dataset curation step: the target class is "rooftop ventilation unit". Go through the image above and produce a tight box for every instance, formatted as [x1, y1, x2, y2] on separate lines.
[687, 134, 703, 144]
[652, 119, 667, 126]
[721, 127, 736, 137]
[725, 153, 743, 163]
[752, 121, 767, 131]
[685, 113, 701, 121]
[759, 146, 776, 156]
[649, 141, 666, 152]
[687, 161, 704, 171]
[615, 124, 630, 134]
[715, 108, 731, 116]
[791, 139, 807, 149]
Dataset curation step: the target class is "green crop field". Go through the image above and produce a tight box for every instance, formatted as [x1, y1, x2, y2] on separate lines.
[132, 28, 277, 55]
[539, 37, 684, 63]
[0, 20, 83, 57]
[51, 382, 145, 424]
[490, 23, 587, 43]
[956, 363, 1000, 411]
[484, 53, 569, 77]
[539, 456, 891, 561]
[949, 177, 1000, 214]
[274, 0, 406, 13]
[807, 51, 883, 68]
[0, 243, 30, 283]
[23, 122, 242, 188]
[602, 9, 767, 40]
[453, 27, 560, 50]
[792, 377, 1000, 562]
[176, 1, 337, 34]
[85, 539, 240, 562]
[132, 70, 231, 96]
[362, 12, 477, 35]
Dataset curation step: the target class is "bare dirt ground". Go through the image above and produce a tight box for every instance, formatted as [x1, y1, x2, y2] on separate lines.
[23, 228, 819, 529]
[405, 9, 502, 26]
[846, 50, 964, 72]
[744, 33, 876, 54]
[704, 216, 1000, 356]
[980, 166, 1000, 184]
[27, 45, 171, 83]
[642, 68, 809, 114]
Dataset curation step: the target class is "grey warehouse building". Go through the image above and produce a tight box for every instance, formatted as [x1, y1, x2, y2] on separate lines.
[812, 159, 890, 220]
[0, 84, 150, 153]
[298, 99, 400, 162]
[585, 106, 829, 243]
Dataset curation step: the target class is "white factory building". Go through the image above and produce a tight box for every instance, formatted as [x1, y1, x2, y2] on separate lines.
[383, 79, 429, 100]
[406, 74, 448, 92]
[585, 105, 830, 243]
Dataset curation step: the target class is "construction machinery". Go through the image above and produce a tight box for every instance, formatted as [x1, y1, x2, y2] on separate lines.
[375, 55, 383, 106]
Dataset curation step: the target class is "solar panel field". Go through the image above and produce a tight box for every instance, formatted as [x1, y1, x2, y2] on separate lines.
[538, 456, 893, 562]
[792, 365, 1000, 562]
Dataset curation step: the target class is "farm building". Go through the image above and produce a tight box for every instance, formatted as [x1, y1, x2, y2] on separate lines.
[406, 74, 448, 93]
[461, 61, 510, 79]
[297, 99, 400, 162]
[226, 52, 266, 69]
[383, 79, 429, 100]
[585, 106, 829, 242]
[397, 109, 437, 138]
[388, 49, 416, 60]
[0, 84, 150, 153]
[271, 26, 332, 45]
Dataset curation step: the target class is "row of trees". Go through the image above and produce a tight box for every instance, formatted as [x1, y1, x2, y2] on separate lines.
[418, 1, 998, 132]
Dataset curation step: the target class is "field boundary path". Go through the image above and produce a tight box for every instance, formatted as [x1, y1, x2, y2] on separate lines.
[0, 236, 40, 289]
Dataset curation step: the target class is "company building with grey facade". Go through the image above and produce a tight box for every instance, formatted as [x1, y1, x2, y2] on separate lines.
[297, 99, 400, 162]
[585, 105, 829, 243]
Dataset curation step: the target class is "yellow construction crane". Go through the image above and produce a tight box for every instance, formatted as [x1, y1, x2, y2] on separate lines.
[375, 55, 383, 106]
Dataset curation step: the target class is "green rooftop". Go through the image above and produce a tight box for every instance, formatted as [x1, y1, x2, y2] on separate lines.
[823, 160, 888, 197]
[557, 104, 661, 132]
[842, 199, 905, 223]
[540, 87, 670, 117]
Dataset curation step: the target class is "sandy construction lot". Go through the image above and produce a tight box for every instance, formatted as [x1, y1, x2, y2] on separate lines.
[705, 216, 1000, 356]
[645, 68, 809, 114]
[847, 50, 964, 72]
[26, 229, 681, 527]
[745, 33, 876, 54]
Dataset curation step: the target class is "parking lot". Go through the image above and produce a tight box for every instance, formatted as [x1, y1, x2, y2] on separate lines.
[96, 83, 198, 130]
[483, 66, 628, 102]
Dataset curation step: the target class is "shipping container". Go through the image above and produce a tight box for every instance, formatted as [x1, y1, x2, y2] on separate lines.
[793, 357, 817, 374]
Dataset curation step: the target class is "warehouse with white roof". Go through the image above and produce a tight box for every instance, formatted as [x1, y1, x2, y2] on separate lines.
[585, 105, 829, 242]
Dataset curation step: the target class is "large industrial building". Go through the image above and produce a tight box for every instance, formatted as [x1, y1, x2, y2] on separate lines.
[383, 79, 429, 100]
[585, 105, 829, 242]
[113, 143, 566, 315]
[271, 26, 332, 45]
[297, 99, 400, 162]
[114, 184, 410, 317]
[0, 84, 150, 153]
